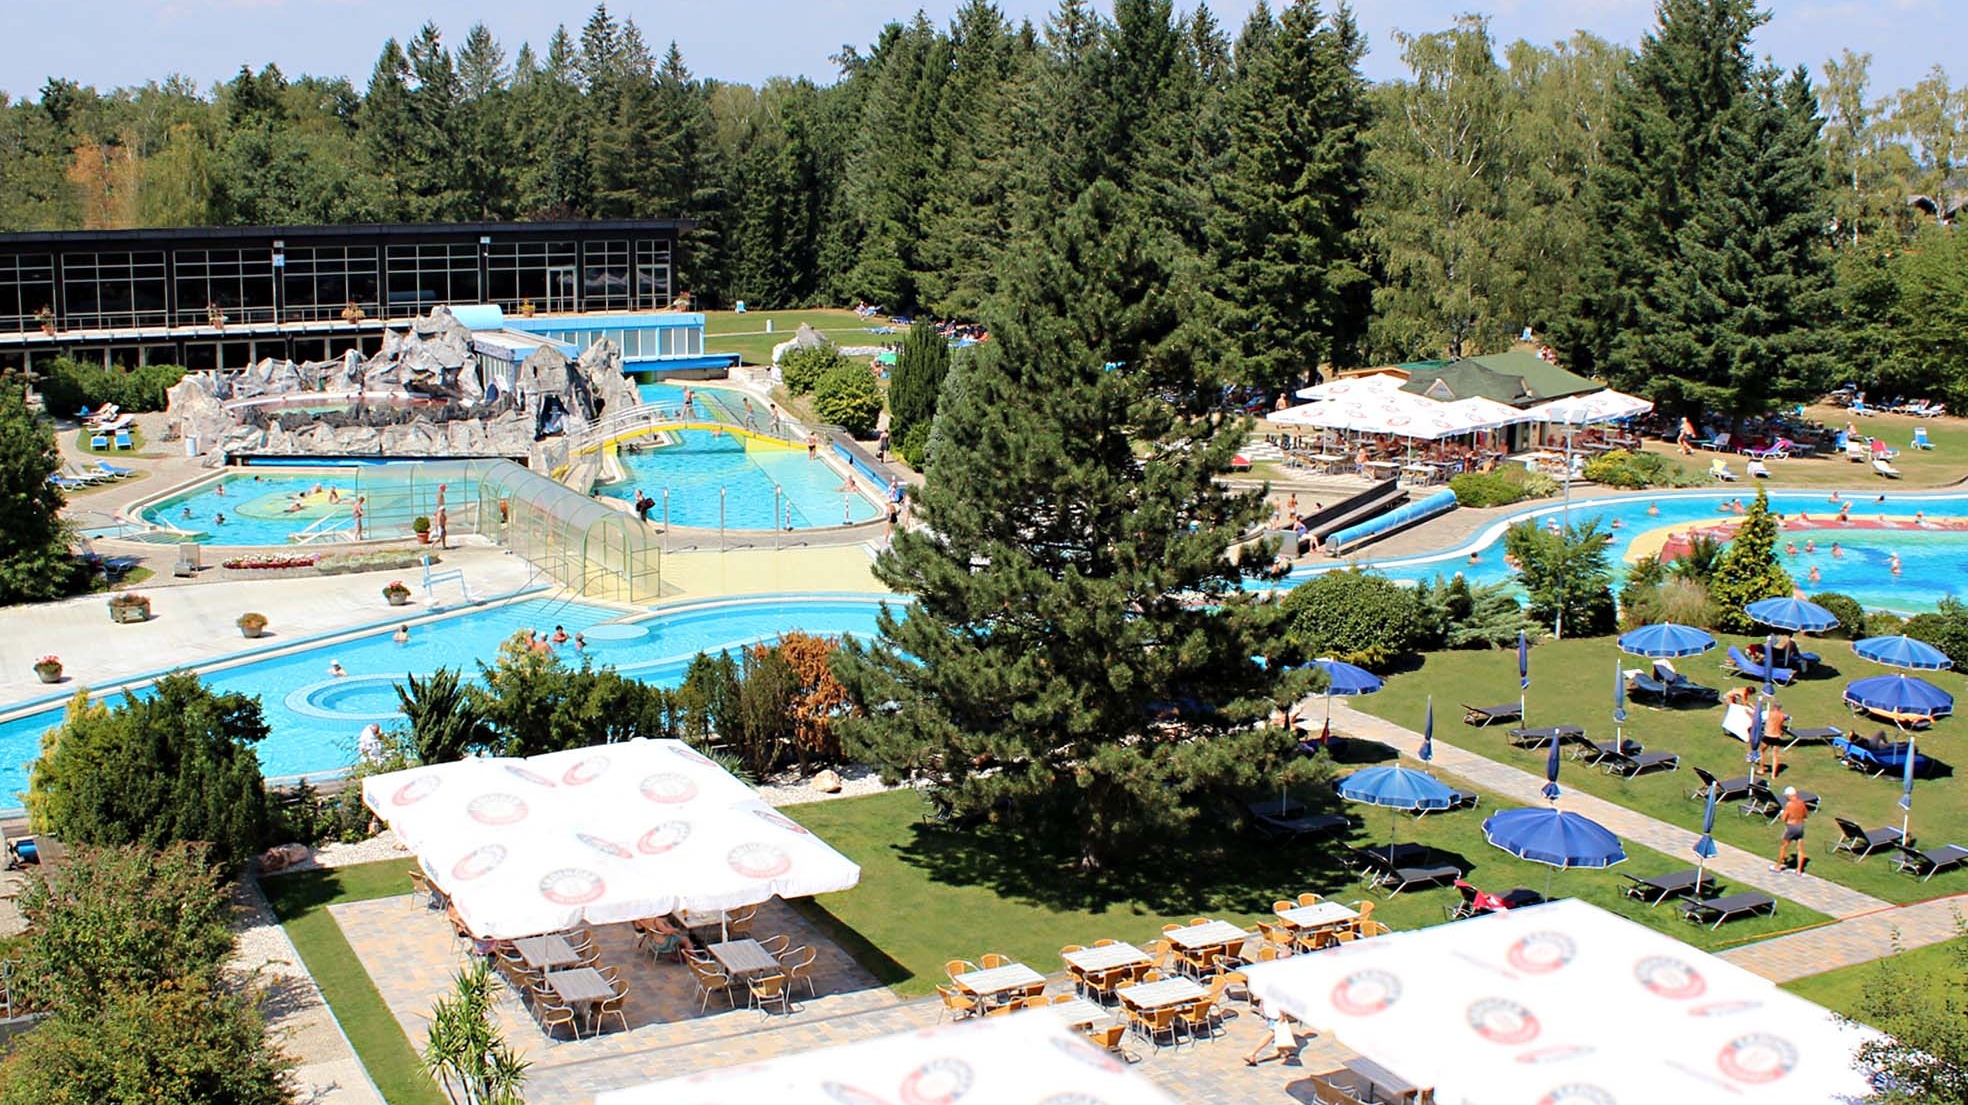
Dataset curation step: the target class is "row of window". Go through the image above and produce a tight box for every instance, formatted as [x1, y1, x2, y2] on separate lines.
[3, 240, 676, 332]
[533, 325, 703, 359]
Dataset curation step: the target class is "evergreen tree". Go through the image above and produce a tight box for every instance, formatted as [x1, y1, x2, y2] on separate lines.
[508, 27, 589, 217]
[1206, 0, 1371, 389]
[405, 22, 471, 220]
[358, 38, 414, 218]
[455, 22, 513, 217]
[838, 16, 948, 309]
[1707, 487, 1794, 633]
[887, 318, 951, 458]
[833, 181, 1313, 867]
[0, 382, 83, 603]
[915, 0, 1019, 316]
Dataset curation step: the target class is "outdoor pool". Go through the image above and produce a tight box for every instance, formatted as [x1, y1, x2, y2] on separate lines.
[595, 431, 882, 529]
[0, 594, 889, 807]
[1260, 488, 1968, 614]
[136, 471, 361, 545]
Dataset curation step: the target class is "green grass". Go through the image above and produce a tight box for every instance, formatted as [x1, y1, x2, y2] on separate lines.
[1352, 636, 1968, 904]
[262, 858, 445, 1105]
[703, 308, 889, 366]
[1782, 935, 1967, 1019]
[75, 427, 146, 456]
[1640, 405, 1968, 490]
[784, 784, 1822, 998]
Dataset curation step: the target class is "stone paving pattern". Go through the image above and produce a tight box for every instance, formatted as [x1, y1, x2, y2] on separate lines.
[1718, 894, 1968, 982]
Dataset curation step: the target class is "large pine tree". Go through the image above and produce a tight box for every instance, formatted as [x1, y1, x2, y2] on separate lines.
[833, 182, 1313, 867]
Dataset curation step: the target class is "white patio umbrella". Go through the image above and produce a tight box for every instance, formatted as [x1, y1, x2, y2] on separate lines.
[1523, 388, 1654, 424]
[1295, 373, 1408, 401]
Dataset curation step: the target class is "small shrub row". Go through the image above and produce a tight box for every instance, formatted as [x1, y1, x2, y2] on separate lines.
[1582, 448, 1699, 489]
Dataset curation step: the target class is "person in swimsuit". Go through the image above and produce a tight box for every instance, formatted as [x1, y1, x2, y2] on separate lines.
[1774, 787, 1809, 874]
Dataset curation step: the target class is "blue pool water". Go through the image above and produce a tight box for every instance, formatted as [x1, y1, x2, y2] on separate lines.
[595, 431, 882, 529]
[138, 472, 359, 545]
[0, 595, 887, 806]
[1258, 489, 1968, 614]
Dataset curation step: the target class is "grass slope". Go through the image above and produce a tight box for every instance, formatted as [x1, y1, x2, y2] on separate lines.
[1352, 637, 1968, 904]
[703, 308, 886, 367]
[1640, 405, 1968, 490]
[261, 858, 445, 1105]
[1781, 934, 1967, 1020]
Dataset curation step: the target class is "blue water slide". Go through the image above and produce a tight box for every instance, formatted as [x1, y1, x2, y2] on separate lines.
[1324, 489, 1459, 556]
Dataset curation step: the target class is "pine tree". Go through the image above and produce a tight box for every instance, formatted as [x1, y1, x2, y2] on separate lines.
[358, 38, 414, 219]
[915, 0, 1019, 316]
[1708, 487, 1795, 633]
[887, 318, 950, 457]
[838, 16, 948, 309]
[509, 27, 589, 217]
[405, 22, 470, 220]
[833, 181, 1312, 867]
[1206, 0, 1371, 389]
[454, 23, 512, 217]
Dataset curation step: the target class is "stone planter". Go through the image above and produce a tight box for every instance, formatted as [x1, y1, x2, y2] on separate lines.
[386, 593, 410, 607]
[35, 667, 61, 684]
[108, 603, 149, 624]
[240, 625, 265, 638]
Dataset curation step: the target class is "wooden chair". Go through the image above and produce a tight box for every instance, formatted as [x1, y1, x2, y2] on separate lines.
[1145, 939, 1174, 968]
[757, 934, 792, 956]
[748, 972, 791, 1016]
[1188, 917, 1211, 927]
[1086, 1022, 1128, 1057]
[1297, 892, 1324, 907]
[597, 965, 623, 987]
[1161, 923, 1184, 934]
[1272, 900, 1296, 914]
[945, 959, 979, 979]
[726, 907, 758, 938]
[1081, 967, 1126, 1004]
[1061, 944, 1086, 956]
[1176, 997, 1217, 1042]
[1129, 1005, 1180, 1049]
[1216, 968, 1251, 1008]
[937, 983, 979, 1021]
[686, 958, 734, 1013]
[1092, 938, 1118, 947]
[1353, 900, 1376, 924]
[1355, 920, 1393, 939]
[1139, 968, 1165, 984]
[1255, 944, 1289, 962]
[407, 869, 433, 909]
[1018, 981, 1047, 1001]
[593, 988, 629, 1034]
[980, 952, 1010, 969]
[538, 1002, 581, 1041]
[781, 946, 819, 999]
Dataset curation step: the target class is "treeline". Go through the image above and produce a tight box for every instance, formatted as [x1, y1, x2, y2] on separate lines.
[2, 1, 1967, 407]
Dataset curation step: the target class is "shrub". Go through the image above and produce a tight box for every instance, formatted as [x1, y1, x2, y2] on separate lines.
[28, 675, 270, 875]
[1706, 488, 1793, 633]
[1670, 534, 1724, 584]
[1618, 555, 1666, 626]
[1582, 448, 1698, 490]
[780, 344, 852, 396]
[1278, 569, 1423, 671]
[1809, 591, 1866, 639]
[1448, 471, 1529, 508]
[1902, 597, 1968, 668]
[1866, 611, 1905, 638]
[813, 360, 885, 438]
[236, 612, 268, 632]
[1505, 466, 1560, 499]
[896, 421, 932, 469]
[1503, 519, 1616, 637]
[38, 356, 186, 415]
[888, 319, 950, 444]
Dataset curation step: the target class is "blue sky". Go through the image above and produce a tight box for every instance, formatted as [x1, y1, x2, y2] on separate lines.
[2, 0, 1955, 102]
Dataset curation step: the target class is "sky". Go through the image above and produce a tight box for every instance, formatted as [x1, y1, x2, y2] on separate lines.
[1, 0, 1956, 103]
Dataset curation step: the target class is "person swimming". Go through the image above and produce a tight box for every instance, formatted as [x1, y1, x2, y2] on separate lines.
[1784, 542, 1798, 555]
[180, 505, 193, 519]
[551, 625, 570, 645]
[213, 512, 225, 525]
[1838, 503, 1851, 521]
[573, 632, 586, 650]
[1808, 564, 1821, 584]
[1890, 552, 1902, 575]
[327, 660, 347, 677]
[393, 624, 410, 644]
[1805, 539, 1816, 553]
[1827, 491, 1840, 503]
[1646, 502, 1660, 516]
[1830, 542, 1843, 558]
[1468, 551, 1480, 565]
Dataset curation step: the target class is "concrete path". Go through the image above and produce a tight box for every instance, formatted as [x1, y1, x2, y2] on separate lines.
[1327, 702, 1890, 918]
[233, 878, 385, 1105]
[1719, 893, 1968, 982]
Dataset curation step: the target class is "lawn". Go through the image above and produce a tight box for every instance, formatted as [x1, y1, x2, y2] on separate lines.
[1636, 405, 1968, 489]
[261, 858, 445, 1105]
[786, 783, 1822, 998]
[1351, 636, 1968, 905]
[75, 426, 146, 456]
[1782, 934, 1967, 1020]
[703, 308, 887, 366]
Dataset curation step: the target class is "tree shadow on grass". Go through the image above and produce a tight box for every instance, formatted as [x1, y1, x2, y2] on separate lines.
[785, 897, 913, 989]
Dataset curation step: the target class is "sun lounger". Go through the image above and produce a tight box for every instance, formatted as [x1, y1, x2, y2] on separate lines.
[1571, 737, 1636, 766]
[1738, 781, 1819, 822]
[1645, 663, 1719, 703]
[89, 433, 109, 450]
[1912, 427, 1935, 450]
[1681, 891, 1776, 929]
[1689, 767, 1754, 803]
[1873, 458, 1901, 478]
[1252, 810, 1350, 840]
[1831, 818, 1905, 860]
[1891, 843, 1968, 881]
[1780, 724, 1842, 747]
[1621, 868, 1715, 904]
[1915, 403, 1945, 418]
[1724, 646, 1795, 685]
[1698, 432, 1732, 452]
[47, 474, 92, 492]
[1833, 736, 1933, 778]
[1740, 438, 1794, 460]
[1708, 458, 1739, 481]
[1506, 725, 1584, 749]
[1414, 789, 1480, 817]
[1462, 703, 1521, 727]
[113, 429, 133, 450]
[1599, 746, 1680, 777]
[1382, 864, 1461, 897]
[92, 461, 134, 476]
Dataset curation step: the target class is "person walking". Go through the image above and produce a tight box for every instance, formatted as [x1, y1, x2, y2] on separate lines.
[1774, 786, 1809, 873]
[1677, 416, 1696, 455]
[433, 503, 449, 550]
[876, 427, 890, 462]
[1244, 1002, 1300, 1067]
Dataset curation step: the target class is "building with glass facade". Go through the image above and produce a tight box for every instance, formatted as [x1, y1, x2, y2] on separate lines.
[0, 220, 720, 375]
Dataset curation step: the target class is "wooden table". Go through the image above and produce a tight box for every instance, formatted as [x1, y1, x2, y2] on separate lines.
[1276, 901, 1358, 930]
[1047, 995, 1114, 1029]
[952, 963, 1046, 998]
[708, 938, 779, 977]
[546, 967, 612, 1011]
[1344, 1055, 1423, 1103]
[1163, 920, 1249, 950]
[1117, 977, 1207, 1010]
[1061, 944, 1153, 972]
[513, 935, 580, 970]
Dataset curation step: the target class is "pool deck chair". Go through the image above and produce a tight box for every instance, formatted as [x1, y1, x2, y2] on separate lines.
[113, 429, 133, 450]
[1912, 426, 1935, 450]
[1681, 891, 1776, 929]
[1688, 767, 1753, 803]
[1414, 789, 1480, 817]
[1739, 781, 1819, 822]
[1506, 725, 1585, 749]
[1381, 864, 1461, 897]
[1462, 703, 1522, 727]
[1724, 646, 1795, 685]
[1621, 868, 1715, 905]
[1891, 843, 1968, 881]
[1708, 458, 1739, 482]
[420, 554, 473, 605]
[1598, 745, 1680, 777]
[1698, 431, 1732, 452]
[1873, 458, 1902, 478]
[1830, 819, 1905, 860]
[1250, 808, 1350, 841]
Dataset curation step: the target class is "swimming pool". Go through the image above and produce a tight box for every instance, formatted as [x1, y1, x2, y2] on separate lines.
[595, 430, 882, 529]
[0, 594, 889, 806]
[137, 471, 367, 545]
[1257, 489, 1968, 614]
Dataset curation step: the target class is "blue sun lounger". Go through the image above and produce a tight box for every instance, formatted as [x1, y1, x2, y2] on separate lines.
[1724, 646, 1795, 686]
[1834, 736, 1934, 779]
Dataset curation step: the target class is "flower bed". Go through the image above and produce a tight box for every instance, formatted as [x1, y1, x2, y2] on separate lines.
[223, 554, 321, 571]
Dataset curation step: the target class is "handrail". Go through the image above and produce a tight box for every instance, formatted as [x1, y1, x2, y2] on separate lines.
[291, 506, 347, 541]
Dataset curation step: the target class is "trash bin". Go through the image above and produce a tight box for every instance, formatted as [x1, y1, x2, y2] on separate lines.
[185, 432, 200, 457]
[175, 542, 202, 577]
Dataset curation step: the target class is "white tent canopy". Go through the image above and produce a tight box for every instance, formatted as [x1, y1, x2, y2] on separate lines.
[1525, 388, 1654, 424]
[362, 739, 862, 940]
[594, 1012, 1178, 1105]
[1243, 899, 1875, 1105]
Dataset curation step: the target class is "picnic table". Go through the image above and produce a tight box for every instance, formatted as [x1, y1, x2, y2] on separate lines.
[513, 935, 581, 970]
[1117, 976, 1208, 1010]
[1062, 943, 1153, 972]
[546, 966, 612, 1008]
[1276, 901, 1358, 930]
[708, 938, 779, 977]
[952, 963, 1046, 997]
[1047, 995, 1114, 1029]
[1163, 920, 1250, 950]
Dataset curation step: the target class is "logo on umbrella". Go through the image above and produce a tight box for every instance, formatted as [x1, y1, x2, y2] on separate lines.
[668, 743, 718, 767]
[501, 764, 557, 788]
[897, 1058, 974, 1105]
[1687, 1000, 1763, 1018]
[1535, 1086, 1616, 1105]
[639, 772, 700, 804]
[1513, 1046, 1596, 1066]
[466, 793, 529, 825]
[1047, 1034, 1127, 1074]
[1716, 1033, 1799, 1084]
[576, 833, 633, 860]
[537, 867, 606, 905]
[391, 775, 441, 806]
[637, 821, 692, 854]
[1633, 956, 1706, 1000]
[752, 808, 812, 835]
[1505, 932, 1577, 975]
[1330, 970, 1403, 1016]
[1468, 997, 1542, 1045]
[819, 1085, 889, 1105]
[727, 843, 793, 878]
[450, 844, 506, 881]
[561, 756, 610, 785]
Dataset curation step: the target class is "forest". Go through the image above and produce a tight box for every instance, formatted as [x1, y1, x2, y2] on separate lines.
[1, 0, 1965, 408]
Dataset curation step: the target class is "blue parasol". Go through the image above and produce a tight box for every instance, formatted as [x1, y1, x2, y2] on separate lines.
[1745, 596, 1839, 633]
[1483, 807, 1627, 869]
[1763, 633, 1777, 699]
[1844, 674, 1954, 721]
[1311, 659, 1385, 696]
[1337, 765, 1456, 811]
[1518, 630, 1530, 723]
[1900, 732, 1918, 840]
[1747, 697, 1764, 772]
[1854, 635, 1953, 672]
[1616, 623, 1718, 658]
[1694, 785, 1720, 886]
[1541, 732, 1562, 803]
[1612, 658, 1627, 725]
[1420, 697, 1434, 763]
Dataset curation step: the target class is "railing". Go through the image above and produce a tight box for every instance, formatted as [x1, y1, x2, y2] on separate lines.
[289, 507, 348, 544]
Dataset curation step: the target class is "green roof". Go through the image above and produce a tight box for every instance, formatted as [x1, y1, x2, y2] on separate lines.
[1400, 351, 1598, 407]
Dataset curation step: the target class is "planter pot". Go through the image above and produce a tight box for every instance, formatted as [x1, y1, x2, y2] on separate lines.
[35, 669, 61, 684]
[386, 594, 410, 606]
[416, 532, 432, 544]
[240, 626, 265, 639]
[108, 604, 149, 624]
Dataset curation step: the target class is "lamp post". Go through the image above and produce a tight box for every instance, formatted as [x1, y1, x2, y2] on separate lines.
[774, 484, 783, 551]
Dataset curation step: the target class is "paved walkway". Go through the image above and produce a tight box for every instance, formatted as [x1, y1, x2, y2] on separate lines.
[1328, 702, 1890, 918]
[1718, 893, 1968, 982]
[232, 879, 384, 1105]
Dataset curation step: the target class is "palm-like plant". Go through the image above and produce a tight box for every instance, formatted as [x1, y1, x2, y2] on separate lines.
[396, 668, 494, 765]
[422, 960, 528, 1105]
